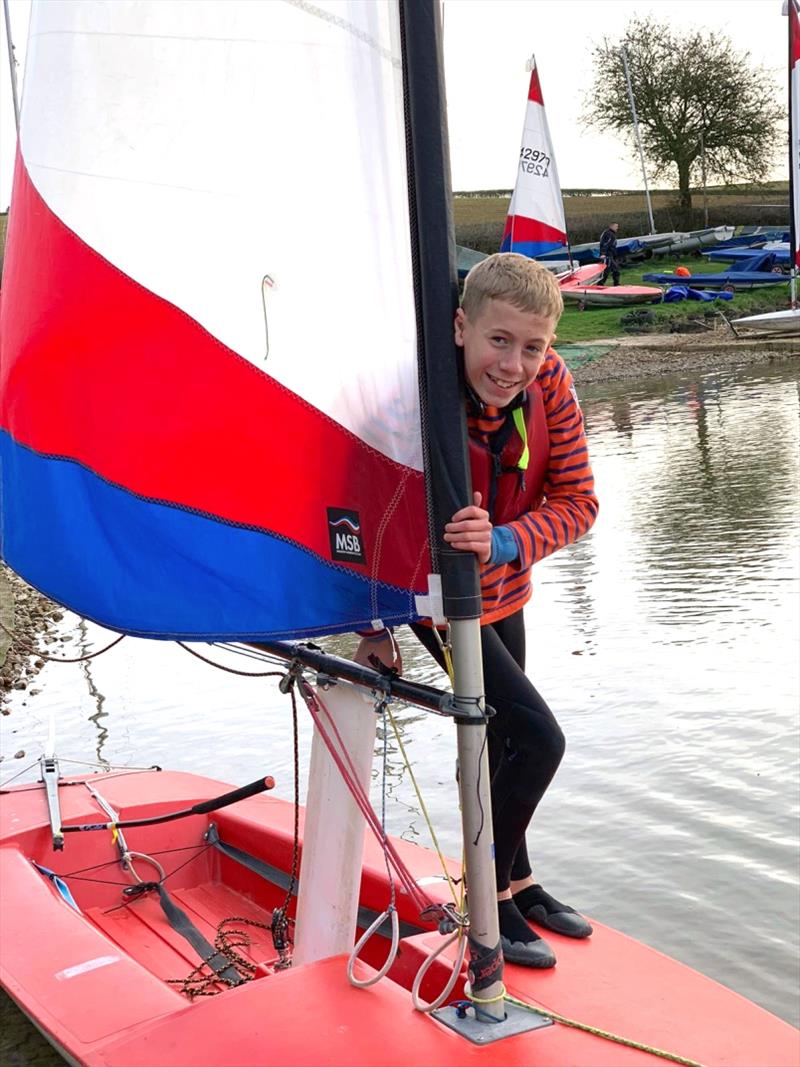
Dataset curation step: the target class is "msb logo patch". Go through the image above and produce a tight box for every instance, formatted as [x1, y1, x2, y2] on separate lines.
[327, 508, 366, 564]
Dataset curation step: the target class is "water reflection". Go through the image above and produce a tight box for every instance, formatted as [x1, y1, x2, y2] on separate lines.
[78, 618, 110, 766]
[1, 361, 798, 1027]
[581, 366, 800, 642]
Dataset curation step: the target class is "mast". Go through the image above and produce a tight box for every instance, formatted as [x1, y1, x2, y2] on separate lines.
[620, 46, 655, 235]
[2, 0, 20, 132]
[399, 0, 505, 1023]
[699, 131, 709, 229]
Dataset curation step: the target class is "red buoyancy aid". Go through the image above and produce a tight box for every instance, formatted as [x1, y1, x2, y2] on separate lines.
[468, 382, 550, 526]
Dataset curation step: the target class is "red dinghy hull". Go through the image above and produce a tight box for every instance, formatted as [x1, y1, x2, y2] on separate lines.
[2, 770, 797, 1067]
[557, 264, 605, 287]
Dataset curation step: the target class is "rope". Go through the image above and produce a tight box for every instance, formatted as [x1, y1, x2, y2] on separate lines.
[167, 915, 272, 998]
[0, 765, 161, 793]
[269, 680, 302, 969]
[177, 642, 285, 679]
[384, 702, 461, 905]
[460, 984, 705, 1067]
[298, 679, 434, 915]
[347, 700, 400, 988]
[430, 623, 455, 686]
[410, 925, 469, 1013]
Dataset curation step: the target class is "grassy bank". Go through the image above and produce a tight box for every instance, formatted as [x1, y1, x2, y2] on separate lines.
[454, 182, 790, 252]
[555, 257, 790, 344]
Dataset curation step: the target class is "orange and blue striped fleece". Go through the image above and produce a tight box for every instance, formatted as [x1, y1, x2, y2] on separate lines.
[468, 348, 598, 626]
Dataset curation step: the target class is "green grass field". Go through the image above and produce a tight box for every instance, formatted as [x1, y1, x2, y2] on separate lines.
[454, 182, 789, 251]
[554, 257, 789, 343]
[1, 183, 790, 346]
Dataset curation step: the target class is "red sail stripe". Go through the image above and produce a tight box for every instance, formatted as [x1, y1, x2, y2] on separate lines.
[0, 157, 429, 589]
[501, 214, 567, 245]
[527, 66, 544, 105]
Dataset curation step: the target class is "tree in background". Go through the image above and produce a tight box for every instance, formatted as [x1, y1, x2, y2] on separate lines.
[583, 17, 783, 212]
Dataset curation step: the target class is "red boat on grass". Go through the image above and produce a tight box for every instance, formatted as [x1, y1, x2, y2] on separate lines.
[560, 284, 664, 308]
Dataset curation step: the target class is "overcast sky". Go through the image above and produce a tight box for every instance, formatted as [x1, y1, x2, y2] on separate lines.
[0, 0, 790, 209]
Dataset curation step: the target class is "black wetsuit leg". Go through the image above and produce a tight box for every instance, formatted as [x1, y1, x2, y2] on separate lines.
[410, 610, 565, 892]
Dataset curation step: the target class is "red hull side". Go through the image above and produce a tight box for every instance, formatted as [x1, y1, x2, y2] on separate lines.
[1, 771, 797, 1067]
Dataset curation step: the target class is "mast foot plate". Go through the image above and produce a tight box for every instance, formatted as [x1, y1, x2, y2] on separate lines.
[432, 1000, 553, 1044]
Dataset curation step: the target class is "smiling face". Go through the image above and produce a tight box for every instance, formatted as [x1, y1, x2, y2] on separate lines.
[455, 299, 556, 408]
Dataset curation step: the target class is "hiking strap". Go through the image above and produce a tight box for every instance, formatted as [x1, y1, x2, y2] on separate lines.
[123, 879, 244, 987]
[205, 823, 426, 942]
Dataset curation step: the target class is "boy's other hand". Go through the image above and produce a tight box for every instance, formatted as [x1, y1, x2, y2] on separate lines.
[353, 633, 403, 674]
[444, 491, 492, 563]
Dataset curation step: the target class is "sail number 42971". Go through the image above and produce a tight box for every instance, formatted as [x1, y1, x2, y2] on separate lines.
[519, 147, 550, 177]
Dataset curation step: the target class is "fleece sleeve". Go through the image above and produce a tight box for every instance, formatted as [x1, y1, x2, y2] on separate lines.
[506, 353, 599, 569]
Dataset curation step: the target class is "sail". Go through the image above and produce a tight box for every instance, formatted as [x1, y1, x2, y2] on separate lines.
[500, 58, 567, 259]
[791, 0, 800, 270]
[0, 0, 470, 641]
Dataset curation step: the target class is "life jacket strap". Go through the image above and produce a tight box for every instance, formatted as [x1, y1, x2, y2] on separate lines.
[512, 406, 530, 471]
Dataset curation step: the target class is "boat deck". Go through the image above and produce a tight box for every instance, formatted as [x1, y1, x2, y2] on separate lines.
[88, 883, 277, 992]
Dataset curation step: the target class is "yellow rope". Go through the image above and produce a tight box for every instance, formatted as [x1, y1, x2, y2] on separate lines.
[466, 988, 506, 1005]
[388, 634, 704, 1067]
[466, 987, 705, 1067]
[430, 624, 455, 688]
[385, 703, 462, 907]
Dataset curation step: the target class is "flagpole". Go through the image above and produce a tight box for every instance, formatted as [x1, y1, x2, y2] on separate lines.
[3, 0, 20, 132]
[620, 46, 655, 235]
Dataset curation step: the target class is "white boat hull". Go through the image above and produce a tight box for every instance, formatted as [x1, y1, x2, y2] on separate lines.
[561, 285, 662, 307]
[731, 308, 800, 335]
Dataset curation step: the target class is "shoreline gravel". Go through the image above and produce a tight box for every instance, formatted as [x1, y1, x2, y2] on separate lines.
[569, 333, 798, 385]
[0, 567, 63, 715]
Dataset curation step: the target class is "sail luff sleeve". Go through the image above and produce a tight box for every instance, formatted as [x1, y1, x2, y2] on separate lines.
[399, 0, 481, 621]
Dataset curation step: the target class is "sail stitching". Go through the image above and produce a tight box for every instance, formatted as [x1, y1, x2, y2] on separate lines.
[2, 435, 422, 599]
[284, 0, 399, 65]
[370, 470, 412, 621]
[406, 541, 428, 619]
[7, 169, 420, 475]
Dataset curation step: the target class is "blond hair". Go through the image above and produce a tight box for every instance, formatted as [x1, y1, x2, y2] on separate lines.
[461, 252, 563, 322]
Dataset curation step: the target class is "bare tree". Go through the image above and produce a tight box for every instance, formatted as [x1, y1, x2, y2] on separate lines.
[583, 17, 783, 211]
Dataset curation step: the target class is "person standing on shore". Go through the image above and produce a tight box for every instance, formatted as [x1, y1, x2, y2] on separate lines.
[598, 221, 620, 286]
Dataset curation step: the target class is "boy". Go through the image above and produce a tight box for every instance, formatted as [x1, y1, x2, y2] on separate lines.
[356, 253, 598, 967]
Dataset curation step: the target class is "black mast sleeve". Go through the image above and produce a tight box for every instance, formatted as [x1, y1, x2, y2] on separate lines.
[399, 0, 482, 620]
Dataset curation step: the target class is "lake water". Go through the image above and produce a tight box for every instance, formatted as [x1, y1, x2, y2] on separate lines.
[2, 358, 798, 1059]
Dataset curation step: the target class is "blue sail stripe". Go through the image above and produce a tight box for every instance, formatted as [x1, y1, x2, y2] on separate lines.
[0, 432, 417, 640]
[499, 237, 566, 258]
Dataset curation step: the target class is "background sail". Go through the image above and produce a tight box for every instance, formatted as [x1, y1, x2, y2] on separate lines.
[500, 59, 568, 259]
[0, 0, 432, 640]
[791, 0, 800, 269]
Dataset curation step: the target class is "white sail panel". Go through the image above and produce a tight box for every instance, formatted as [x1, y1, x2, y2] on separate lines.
[19, 0, 421, 469]
[501, 60, 567, 258]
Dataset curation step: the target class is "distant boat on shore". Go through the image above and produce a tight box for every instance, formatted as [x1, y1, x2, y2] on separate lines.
[732, 0, 800, 335]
